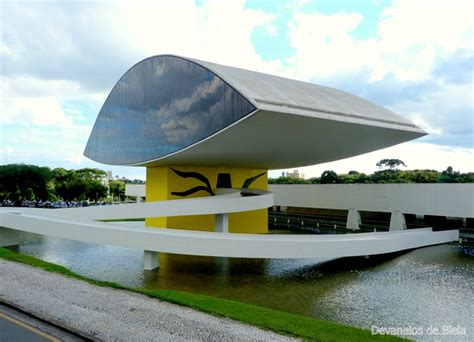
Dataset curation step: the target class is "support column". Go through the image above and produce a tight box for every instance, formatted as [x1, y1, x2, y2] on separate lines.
[143, 250, 160, 270]
[346, 208, 361, 230]
[215, 213, 229, 233]
[146, 166, 268, 234]
[0, 228, 20, 247]
[389, 211, 407, 231]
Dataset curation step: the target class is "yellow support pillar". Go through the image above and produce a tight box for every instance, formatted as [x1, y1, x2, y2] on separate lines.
[145, 166, 268, 234]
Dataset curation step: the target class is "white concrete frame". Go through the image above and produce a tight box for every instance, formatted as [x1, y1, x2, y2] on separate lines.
[0, 189, 459, 270]
[270, 184, 474, 231]
[270, 184, 474, 217]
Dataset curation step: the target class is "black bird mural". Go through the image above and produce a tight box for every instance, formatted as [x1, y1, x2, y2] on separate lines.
[241, 172, 266, 189]
[170, 168, 266, 197]
[170, 168, 215, 197]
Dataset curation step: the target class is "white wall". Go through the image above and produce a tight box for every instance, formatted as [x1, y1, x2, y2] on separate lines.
[269, 184, 474, 218]
[127, 183, 474, 217]
[125, 184, 146, 197]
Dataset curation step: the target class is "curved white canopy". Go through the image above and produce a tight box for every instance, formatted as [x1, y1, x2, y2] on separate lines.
[84, 55, 426, 168]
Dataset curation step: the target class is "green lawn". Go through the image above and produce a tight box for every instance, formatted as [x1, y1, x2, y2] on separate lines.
[0, 247, 408, 341]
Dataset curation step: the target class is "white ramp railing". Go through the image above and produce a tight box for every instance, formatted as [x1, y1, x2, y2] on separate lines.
[0, 189, 459, 270]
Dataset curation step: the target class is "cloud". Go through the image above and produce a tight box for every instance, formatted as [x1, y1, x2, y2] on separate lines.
[284, 0, 310, 10]
[1, 145, 15, 164]
[287, 0, 473, 82]
[375, 0, 473, 76]
[0, 0, 281, 179]
[1, 1, 153, 92]
[390, 81, 473, 147]
[287, 11, 365, 80]
[0, 0, 472, 179]
[265, 24, 278, 36]
[0, 75, 105, 125]
[285, 0, 473, 149]
[0, 0, 279, 90]
[0, 0, 282, 113]
[411, 116, 442, 136]
[2, 95, 69, 127]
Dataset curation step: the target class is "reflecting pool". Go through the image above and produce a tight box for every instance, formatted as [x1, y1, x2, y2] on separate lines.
[15, 228, 473, 341]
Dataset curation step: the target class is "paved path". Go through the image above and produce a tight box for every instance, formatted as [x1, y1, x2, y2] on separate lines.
[0, 260, 297, 341]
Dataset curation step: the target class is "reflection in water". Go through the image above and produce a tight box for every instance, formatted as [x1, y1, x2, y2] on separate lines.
[16, 232, 473, 341]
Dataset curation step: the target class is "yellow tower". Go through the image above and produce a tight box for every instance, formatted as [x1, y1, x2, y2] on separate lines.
[145, 166, 268, 234]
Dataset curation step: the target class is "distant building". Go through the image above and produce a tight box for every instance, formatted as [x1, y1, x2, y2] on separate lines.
[282, 170, 305, 179]
[101, 170, 115, 186]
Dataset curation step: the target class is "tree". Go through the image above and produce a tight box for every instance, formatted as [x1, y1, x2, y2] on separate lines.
[52, 167, 107, 201]
[76, 168, 107, 181]
[78, 168, 107, 201]
[269, 176, 308, 184]
[320, 170, 338, 184]
[53, 168, 83, 200]
[85, 180, 108, 201]
[401, 169, 439, 183]
[439, 166, 461, 183]
[0, 164, 53, 203]
[338, 172, 369, 184]
[109, 180, 126, 202]
[376, 159, 407, 170]
[268, 166, 473, 184]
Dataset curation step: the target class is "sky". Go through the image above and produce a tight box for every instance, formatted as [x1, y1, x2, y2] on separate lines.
[1, 0, 473, 180]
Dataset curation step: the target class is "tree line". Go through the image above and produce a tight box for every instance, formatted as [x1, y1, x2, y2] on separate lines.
[1, 161, 472, 204]
[0, 164, 130, 205]
[270, 160, 474, 184]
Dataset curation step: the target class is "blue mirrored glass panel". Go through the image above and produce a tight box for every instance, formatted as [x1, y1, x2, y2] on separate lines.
[84, 55, 256, 165]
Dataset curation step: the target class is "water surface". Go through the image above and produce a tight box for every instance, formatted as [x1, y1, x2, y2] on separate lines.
[15, 229, 473, 341]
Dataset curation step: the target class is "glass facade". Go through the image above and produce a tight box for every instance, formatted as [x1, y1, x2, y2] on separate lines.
[84, 55, 256, 165]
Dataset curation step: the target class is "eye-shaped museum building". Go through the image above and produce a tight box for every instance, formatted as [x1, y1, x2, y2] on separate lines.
[84, 55, 426, 234]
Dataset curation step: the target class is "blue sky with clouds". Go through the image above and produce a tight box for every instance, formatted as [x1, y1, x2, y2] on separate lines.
[1, 0, 473, 180]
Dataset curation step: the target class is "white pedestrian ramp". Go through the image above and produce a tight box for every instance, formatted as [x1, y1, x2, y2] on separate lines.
[0, 189, 459, 269]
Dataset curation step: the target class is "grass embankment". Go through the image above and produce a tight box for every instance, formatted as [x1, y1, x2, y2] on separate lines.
[0, 247, 407, 341]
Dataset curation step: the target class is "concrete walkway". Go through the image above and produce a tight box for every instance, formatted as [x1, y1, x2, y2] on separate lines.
[0, 260, 297, 341]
